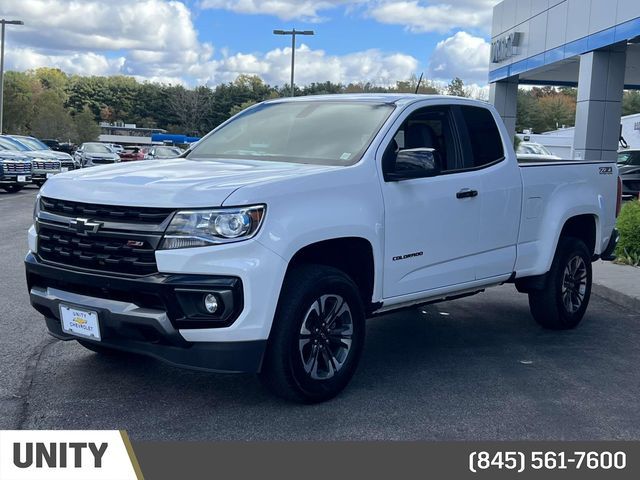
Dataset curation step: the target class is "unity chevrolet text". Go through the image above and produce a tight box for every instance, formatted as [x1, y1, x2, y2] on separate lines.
[26, 95, 621, 402]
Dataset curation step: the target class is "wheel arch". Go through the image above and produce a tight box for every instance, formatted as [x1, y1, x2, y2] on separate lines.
[284, 237, 377, 314]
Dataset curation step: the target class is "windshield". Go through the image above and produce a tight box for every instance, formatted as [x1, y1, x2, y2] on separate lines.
[156, 147, 182, 157]
[517, 143, 552, 155]
[84, 144, 113, 154]
[188, 101, 395, 166]
[15, 136, 50, 150]
[0, 137, 30, 151]
[618, 151, 640, 166]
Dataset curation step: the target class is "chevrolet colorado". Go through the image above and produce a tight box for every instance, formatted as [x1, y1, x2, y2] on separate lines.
[26, 95, 620, 402]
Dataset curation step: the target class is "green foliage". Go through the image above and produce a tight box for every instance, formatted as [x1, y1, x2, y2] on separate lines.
[516, 87, 577, 133]
[622, 91, 640, 116]
[2, 69, 472, 140]
[446, 77, 468, 97]
[73, 107, 101, 143]
[616, 201, 640, 266]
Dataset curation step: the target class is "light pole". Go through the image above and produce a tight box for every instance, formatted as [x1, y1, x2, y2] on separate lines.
[0, 19, 24, 134]
[273, 28, 314, 97]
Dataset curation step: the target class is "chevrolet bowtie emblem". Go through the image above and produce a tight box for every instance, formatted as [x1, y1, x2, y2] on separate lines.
[70, 218, 102, 236]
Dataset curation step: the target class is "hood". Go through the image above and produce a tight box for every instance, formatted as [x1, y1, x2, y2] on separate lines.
[47, 150, 74, 161]
[0, 151, 31, 161]
[22, 150, 60, 161]
[41, 157, 338, 207]
[84, 152, 120, 160]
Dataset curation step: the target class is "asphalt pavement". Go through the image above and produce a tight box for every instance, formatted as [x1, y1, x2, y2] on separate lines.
[1, 187, 639, 440]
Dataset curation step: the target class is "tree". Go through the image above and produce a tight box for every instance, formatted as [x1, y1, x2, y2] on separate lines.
[73, 107, 100, 143]
[228, 100, 257, 117]
[1, 71, 40, 134]
[622, 91, 640, 116]
[30, 90, 76, 140]
[446, 77, 468, 97]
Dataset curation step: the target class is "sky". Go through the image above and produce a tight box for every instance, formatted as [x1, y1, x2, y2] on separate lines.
[0, 0, 500, 89]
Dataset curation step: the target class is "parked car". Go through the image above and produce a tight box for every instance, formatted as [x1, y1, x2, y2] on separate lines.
[74, 143, 121, 167]
[0, 150, 31, 193]
[26, 94, 620, 402]
[145, 146, 183, 159]
[516, 141, 562, 161]
[42, 139, 76, 155]
[617, 149, 640, 198]
[119, 146, 148, 162]
[0, 135, 61, 187]
[10, 135, 79, 171]
[107, 144, 124, 155]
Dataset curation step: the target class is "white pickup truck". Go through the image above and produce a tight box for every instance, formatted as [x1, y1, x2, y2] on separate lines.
[26, 94, 621, 403]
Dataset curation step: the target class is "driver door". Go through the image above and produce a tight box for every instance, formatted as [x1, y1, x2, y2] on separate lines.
[380, 104, 482, 298]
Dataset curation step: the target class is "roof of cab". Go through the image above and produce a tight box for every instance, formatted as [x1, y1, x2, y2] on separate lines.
[263, 93, 468, 106]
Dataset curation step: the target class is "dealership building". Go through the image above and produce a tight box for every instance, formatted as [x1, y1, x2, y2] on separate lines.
[490, 0, 640, 161]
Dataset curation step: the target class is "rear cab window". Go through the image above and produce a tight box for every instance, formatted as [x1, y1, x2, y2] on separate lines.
[454, 106, 505, 170]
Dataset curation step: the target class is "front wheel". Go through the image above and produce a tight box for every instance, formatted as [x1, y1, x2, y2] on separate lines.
[528, 237, 592, 330]
[2, 185, 23, 193]
[259, 265, 365, 403]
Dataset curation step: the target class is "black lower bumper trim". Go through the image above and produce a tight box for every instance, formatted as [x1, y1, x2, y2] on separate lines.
[46, 317, 266, 373]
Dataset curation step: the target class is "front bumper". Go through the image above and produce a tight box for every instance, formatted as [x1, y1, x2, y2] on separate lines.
[32, 170, 62, 181]
[25, 253, 266, 373]
[0, 174, 31, 185]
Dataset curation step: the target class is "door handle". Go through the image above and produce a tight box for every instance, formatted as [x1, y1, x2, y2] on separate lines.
[456, 188, 478, 199]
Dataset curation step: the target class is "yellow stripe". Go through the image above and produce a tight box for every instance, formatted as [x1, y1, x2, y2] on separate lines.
[120, 430, 145, 480]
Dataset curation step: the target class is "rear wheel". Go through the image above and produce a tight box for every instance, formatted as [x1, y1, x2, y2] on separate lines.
[2, 185, 23, 193]
[259, 265, 365, 403]
[528, 237, 592, 330]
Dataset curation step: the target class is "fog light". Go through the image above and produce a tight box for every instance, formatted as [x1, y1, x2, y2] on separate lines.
[203, 294, 219, 314]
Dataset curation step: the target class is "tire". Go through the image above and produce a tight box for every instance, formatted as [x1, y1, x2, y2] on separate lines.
[34, 181, 44, 188]
[259, 265, 366, 403]
[528, 237, 592, 330]
[2, 185, 23, 193]
[78, 340, 131, 357]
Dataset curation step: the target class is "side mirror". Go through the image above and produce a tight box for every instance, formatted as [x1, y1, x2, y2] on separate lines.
[385, 148, 441, 181]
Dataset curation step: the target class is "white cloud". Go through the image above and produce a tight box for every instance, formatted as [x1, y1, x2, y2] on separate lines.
[5, 48, 125, 77]
[201, 0, 499, 33]
[198, 44, 419, 86]
[428, 31, 490, 85]
[199, 0, 362, 22]
[369, 0, 497, 34]
[2, 0, 204, 55]
[1, 0, 490, 88]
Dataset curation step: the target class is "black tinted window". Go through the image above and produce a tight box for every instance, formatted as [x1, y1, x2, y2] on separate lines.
[457, 106, 504, 168]
[384, 106, 460, 174]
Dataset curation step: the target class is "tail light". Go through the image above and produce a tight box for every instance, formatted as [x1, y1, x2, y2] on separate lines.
[616, 176, 622, 217]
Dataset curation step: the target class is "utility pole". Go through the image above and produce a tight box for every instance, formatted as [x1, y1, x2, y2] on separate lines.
[0, 19, 24, 134]
[273, 28, 314, 97]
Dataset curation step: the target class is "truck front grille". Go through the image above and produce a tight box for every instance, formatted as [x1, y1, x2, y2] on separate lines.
[40, 197, 174, 224]
[38, 226, 159, 276]
[59, 160, 76, 170]
[33, 160, 61, 170]
[2, 161, 31, 173]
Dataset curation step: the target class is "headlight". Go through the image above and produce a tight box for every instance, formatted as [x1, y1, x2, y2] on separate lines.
[33, 194, 41, 223]
[160, 205, 266, 249]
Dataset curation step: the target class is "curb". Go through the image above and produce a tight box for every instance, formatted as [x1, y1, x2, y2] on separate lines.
[592, 282, 640, 313]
